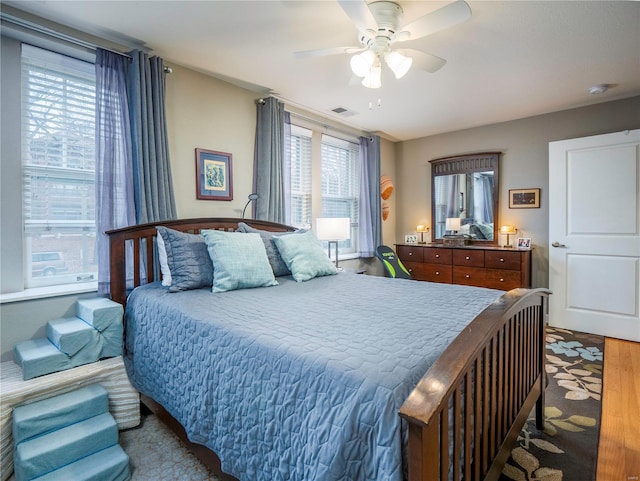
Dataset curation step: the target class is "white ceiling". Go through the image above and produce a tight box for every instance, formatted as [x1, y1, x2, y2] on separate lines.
[5, 1, 640, 141]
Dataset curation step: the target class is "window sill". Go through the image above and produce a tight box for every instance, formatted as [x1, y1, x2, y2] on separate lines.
[0, 282, 98, 304]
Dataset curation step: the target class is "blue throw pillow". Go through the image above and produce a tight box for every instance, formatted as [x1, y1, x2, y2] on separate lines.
[273, 230, 337, 282]
[156, 226, 213, 292]
[201, 230, 278, 293]
[236, 222, 306, 277]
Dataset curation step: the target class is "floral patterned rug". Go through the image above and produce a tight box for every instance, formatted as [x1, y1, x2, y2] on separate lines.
[500, 327, 604, 481]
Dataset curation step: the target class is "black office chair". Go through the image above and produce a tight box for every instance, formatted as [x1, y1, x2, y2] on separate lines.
[375, 245, 412, 279]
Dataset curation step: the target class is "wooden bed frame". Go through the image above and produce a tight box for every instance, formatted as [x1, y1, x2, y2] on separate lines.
[108, 217, 551, 481]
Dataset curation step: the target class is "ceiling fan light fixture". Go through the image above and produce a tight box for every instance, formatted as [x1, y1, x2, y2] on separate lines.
[385, 51, 412, 79]
[361, 65, 382, 89]
[350, 50, 376, 78]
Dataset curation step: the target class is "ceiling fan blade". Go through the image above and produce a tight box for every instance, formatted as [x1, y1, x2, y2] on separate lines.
[337, 0, 378, 33]
[399, 0, 471, 41]
[399, 49, 447, 73]
[294, 46, 364, 59]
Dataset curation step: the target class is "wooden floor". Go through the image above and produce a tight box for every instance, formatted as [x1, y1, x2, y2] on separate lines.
[597, 337, 640, 481]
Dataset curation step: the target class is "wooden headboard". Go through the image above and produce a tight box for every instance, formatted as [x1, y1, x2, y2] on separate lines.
[106, 217, 295, 307]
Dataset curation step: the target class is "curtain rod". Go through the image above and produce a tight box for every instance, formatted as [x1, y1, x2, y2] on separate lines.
[1, 11, 133, 60]
[258, 97, 368, 140]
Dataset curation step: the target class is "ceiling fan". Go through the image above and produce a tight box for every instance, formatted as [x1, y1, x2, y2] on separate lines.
[294, 0, 472, 88]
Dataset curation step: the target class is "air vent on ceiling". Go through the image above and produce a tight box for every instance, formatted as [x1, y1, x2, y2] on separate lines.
[330, 106, 356, 117]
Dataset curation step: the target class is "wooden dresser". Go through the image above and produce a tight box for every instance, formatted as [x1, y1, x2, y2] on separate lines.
[395, 244, 531, 290]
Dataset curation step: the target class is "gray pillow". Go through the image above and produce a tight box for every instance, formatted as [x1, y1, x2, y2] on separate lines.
[236, 222, 299, 277]
[156, 226, 213, 292]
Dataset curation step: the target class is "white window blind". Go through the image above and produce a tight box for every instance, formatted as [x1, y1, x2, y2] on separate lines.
[288, 125, 312, 229]
[321, 134, 360, 254]
[22, 44, 97, 288]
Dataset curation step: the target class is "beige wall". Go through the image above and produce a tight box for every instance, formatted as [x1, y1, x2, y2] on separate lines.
[395, 96, 640, 288]
[165, 64, 260, 218]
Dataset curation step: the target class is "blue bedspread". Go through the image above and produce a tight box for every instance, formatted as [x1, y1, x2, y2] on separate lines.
[124, 272, 503, 481]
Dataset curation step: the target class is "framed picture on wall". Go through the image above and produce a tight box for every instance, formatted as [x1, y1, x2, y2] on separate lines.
[195, 148, 233, 201]
[509, 188, 540, 208]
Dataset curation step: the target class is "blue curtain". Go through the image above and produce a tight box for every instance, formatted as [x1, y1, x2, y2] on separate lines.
[474, 173, 494, 224]
[358, 135, 381, 257]
[128, 51, 177, 224]
[95, 49, 135, 295]
[253, 97, 286, 223]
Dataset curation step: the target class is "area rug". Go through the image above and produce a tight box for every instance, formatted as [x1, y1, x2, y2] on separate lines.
[119, 406, 220, 481]
[500, 327, 604, 481]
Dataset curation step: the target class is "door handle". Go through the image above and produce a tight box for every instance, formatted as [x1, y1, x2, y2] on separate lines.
[552, 241, 567, 248]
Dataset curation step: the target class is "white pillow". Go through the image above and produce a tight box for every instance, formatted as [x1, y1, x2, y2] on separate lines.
[156, 228, 172, 287]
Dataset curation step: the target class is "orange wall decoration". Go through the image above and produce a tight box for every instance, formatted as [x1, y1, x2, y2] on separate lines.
[380, 175, 394, 221]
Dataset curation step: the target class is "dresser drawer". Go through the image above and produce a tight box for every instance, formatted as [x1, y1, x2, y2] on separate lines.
[406, 263, 452, 283]
[397, 245, 424, 263]
[483, 269, 522, 290]
[485, 251, 522, 270]
[424, 247, 452, 265]
[452, 249, 485, 267]
[419, 264, 452, 283]
[452, 266, 487, 287]
[403, 261, 424, 280]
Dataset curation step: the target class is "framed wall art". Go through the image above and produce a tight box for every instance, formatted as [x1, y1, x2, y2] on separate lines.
[195, 148, 233, 201]
[509, 188, 540, 209]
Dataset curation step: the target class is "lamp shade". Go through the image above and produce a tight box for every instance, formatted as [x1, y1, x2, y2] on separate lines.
[350, 51, 376, 78]
[385, 51, 412, 79]
[416, 225, 428, 233]
[446, 217, 461, 232]
[361, 65, 382, 89]
[315, 218, 351, 241]
[500, 225, 517, 234]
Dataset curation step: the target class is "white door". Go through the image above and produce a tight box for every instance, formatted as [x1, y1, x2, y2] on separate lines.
[549, 129, 640, 342]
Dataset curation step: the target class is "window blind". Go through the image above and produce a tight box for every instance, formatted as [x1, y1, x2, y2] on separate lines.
[289, 124, 312, 229]
[321, 134, 360, 254]
[22, 44, 97, 287]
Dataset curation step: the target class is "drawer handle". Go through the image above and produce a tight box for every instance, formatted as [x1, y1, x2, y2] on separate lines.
[409, 252, 413, 256]
[465, 274, 470, 278]
[465, 256, 470, 260]
[435, 254, 440, 258]
[499, 258, 504, 262]
[500, 278, 504, 282]
[435, 271, 440, 275]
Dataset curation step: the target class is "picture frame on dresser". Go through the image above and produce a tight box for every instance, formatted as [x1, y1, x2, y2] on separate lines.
[517, 237, 532, 249]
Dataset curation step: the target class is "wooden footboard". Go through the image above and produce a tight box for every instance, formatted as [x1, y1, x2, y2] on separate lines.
[108, 218, 550, 481]
[399, 287, 551, 481]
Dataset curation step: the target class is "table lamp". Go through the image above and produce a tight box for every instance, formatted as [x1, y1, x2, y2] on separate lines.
[315, 218, 351, 268]
[500, 225, 517, 248]
[446, 217, 461, 234]
[416, 225, 429, 244]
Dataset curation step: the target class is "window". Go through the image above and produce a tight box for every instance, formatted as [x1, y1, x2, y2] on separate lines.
[287, 124, 361, 258]
[288, 125, 312, 229]
[321, 134, 360, 256]
[22, 45, 97, 288]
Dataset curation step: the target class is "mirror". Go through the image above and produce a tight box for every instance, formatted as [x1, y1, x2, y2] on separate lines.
[430, 152, 500, 243]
